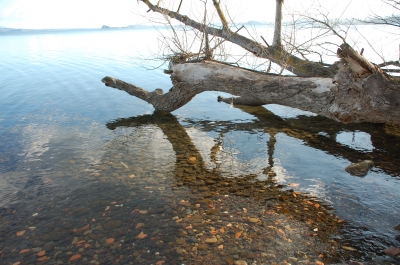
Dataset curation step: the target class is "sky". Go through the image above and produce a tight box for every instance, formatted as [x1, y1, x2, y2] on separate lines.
[0, 0, 396, 29]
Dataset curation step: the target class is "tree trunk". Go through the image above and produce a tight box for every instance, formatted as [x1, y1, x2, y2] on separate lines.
[272, 0, 283, 47]
[102, 56, 400, 124]
[101, 1, 400, 125]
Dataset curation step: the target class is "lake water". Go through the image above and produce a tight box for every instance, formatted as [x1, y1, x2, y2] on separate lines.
[1, 28, 400, 265]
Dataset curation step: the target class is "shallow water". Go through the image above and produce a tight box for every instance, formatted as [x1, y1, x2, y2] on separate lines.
[1, 28, 400, 264]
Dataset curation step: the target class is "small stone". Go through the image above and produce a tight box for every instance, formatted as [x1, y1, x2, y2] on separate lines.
[137, 232, 147, 239]
[120, 161, 129, 168]
[383, 246, 400, 257]
[103, 220, 123, 230]
[394, 224, 400, 231]
[32, 247, 42, 253]
[234, 260, 248, 265]
[235, 231, 243, 239]
[176, 238, 186, 245]
[249, 218, 259, 223]
[76, 240, 86, 245]
[37, 250, 46, 257]
[80, 224, 90, 231]
[342, 246, 357, 251]
[16, 230, 26, 236]
[395, 234, 400, 242]
[345, 160, 374, 177]
[135, 223, 145, 229]
[178, 201, 191, 207]
[261, 253, 276, 259]
[19, 249, 30, 254]
[83, 230, 92, 235]
[205, 236, 218, 244]
[139, 210, 147, 214]
[37, 256, 48, 262]
[71, 237, 79, 245]
[198, 244, 208, 250]
[69, 254, 81, 261]
[106, 238, 114, 244]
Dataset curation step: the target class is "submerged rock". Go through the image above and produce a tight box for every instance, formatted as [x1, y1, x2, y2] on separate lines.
[383, 246, 400, 257]
[103, 220, 123, 230]
[345, 160, 374, 177]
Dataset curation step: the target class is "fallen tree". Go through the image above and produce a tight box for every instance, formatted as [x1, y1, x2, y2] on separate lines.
[101, 0, 400, 124]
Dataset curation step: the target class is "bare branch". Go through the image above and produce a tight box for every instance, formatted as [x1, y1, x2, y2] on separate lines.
[139, 0, 334, 77]
[212, 0, 232, 33]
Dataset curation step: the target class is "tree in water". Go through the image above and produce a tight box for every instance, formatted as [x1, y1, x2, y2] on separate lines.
[101, 0, 400, 124]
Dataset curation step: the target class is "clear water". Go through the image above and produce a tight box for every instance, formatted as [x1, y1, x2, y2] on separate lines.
[1, 28, 400, 264]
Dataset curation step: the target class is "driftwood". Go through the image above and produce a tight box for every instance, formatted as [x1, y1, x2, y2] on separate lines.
[102, 44, 400, 124]
[101, 0, 400, 124]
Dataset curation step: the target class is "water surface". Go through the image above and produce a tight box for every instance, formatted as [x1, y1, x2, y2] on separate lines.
[1, 28, 400, 264]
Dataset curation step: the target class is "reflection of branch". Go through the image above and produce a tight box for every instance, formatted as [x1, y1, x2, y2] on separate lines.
[107, 112, 208, 175]
[104, 111, 344, 248]
[194, 103, 400, 177]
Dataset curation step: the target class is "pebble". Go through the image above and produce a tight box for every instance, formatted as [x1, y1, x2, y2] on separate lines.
[103, 220, 123, 230]
[135, 223, 145, 228]
[383, 246, 400, 257]
[137, 232, 147, 239]
[205, 236, 218, 244]
[69, 254, 81, 261]
[71, 237, 79, 245]
[234, 260, 248, 265]
[19, 249, 30, 254]
[32, 247, 42, 252]
[16, 230, 26, 236]
[0, 137, 356, 265]
[342, 246, 357, 251]
[178, 201, 191, 207]
[249, 217, 259, 223]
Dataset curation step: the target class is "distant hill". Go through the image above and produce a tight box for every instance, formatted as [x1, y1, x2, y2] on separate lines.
[0, 27, 24, 33]
[246, 20, 269, 25]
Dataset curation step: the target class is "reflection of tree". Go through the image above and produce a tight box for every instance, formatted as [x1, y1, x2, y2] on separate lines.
[184, 104, 400, 176]
[107, 102, 400, 179]
[105, 107, 400, 260]
[106, 111, 349, 257]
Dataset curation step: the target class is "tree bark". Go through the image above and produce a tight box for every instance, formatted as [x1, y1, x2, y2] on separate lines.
[101, 1, 400, 125]
[272, 0, 283, 47]
[102, 57, 400, 124]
